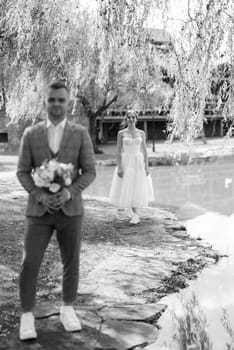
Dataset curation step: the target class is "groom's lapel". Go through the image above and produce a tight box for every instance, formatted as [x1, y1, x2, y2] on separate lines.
[41, 121, 51, 159]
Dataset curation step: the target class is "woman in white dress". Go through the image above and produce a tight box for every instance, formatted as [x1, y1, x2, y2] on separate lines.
[109, 110, 154, 224]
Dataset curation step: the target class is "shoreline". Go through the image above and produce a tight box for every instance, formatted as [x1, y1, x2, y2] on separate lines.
[2, 138, 234, 168]
[96, 145, 234, 167]
[0, 194, 222, 349]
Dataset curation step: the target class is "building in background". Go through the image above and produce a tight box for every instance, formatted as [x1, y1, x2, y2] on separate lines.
[96, 105, 224, 144]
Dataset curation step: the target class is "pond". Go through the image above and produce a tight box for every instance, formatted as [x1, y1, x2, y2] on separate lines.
[86, 157, 234, 349]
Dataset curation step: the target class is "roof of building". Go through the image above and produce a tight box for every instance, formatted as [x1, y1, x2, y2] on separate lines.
[144, 27, 172, 45]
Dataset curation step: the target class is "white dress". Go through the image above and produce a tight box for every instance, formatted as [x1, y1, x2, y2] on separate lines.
[109, 135, 155, 208]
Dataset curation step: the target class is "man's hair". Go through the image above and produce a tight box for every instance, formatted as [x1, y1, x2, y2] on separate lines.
[46, 80, 70, 94]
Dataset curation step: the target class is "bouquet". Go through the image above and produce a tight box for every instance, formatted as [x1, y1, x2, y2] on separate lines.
[33, 159, 74, 193]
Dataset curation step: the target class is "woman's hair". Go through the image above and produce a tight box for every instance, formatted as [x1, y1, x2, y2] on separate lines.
[120, 109, 138, 129]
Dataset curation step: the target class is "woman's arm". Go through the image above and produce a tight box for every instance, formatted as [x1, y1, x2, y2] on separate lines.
[141, 131, 149, 175]
[117, 131, 123, 177]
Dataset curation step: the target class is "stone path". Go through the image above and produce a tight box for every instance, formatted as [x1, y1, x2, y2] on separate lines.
[0, 302, 164, 350]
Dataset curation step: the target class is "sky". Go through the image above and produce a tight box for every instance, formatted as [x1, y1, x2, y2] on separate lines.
[146, 0, 188, 36]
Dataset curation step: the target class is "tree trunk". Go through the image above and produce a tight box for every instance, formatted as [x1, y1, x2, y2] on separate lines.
[77, 93, 118, 153]
[89, 112, 103, 154]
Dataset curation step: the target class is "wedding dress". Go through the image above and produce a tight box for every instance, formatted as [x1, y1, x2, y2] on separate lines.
[109, 135, 155, 208]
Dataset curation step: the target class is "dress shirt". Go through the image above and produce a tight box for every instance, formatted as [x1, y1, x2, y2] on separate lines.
[46, 117, 71, 201]
[47, 118, 67, 154]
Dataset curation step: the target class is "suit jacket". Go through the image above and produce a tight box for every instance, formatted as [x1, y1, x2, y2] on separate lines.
[17, 120, 96, 217]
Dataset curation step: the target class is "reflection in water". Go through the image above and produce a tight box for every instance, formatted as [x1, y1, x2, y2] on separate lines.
[166, 294, 213, 350]
[221, 310, 234, 349]
[160, 293, 234, 350]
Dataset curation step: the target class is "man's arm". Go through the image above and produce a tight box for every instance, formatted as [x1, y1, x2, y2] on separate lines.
[66, 128, 96, 199]
[16, 128, 46, 203]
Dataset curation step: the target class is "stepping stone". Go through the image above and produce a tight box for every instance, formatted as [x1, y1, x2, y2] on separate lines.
[76, 309, 102, 329]
[34, 303, 60, 319]
[98, 303, 166, 321]
[37, 316, 124, 350]
[34, 303, 102, 328]
[36, 317, 99, 350]
[101, 320, 159, 349]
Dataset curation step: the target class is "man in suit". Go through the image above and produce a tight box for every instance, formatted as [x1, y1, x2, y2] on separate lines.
[17, 80, 96, 340]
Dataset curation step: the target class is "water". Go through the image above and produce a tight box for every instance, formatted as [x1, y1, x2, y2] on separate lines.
[87, 158, 234, 216]
[86, 158, 234, 349]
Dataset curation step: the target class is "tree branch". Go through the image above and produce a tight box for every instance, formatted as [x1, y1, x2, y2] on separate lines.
[76, 93, 93, 115]
[223, 10, 234, 22]
[95, 94, 118, 116]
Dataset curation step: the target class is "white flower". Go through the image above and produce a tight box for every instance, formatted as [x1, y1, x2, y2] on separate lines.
[41, 169, 54, 182]
[60, 163, 74, 171]
[34, 173, 44, 187]
[49, 183, 61, 193]
[64, 177, 72, 186]
[48, 159, 59, 171]
[34, 172, 46, 188]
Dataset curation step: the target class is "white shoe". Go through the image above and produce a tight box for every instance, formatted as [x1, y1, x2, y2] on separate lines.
[19, 312, 37, 341]
[130, 214, 140, 224]
[60, 306, 82, 332]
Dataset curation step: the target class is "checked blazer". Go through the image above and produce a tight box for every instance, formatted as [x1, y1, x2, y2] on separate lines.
[17, 120, 96, 217]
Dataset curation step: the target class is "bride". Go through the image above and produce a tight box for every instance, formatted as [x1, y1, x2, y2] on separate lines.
[109, 109, 154, 224]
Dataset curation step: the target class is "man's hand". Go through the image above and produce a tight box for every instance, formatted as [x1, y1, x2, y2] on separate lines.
[39, 193, 57, 214]
[145, 168, 149, 176]
[51, 188, 71, 210]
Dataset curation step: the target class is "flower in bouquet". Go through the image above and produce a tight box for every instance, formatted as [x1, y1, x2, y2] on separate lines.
[33, 159, 74, 193]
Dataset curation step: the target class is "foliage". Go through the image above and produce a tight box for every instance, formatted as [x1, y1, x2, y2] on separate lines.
[1, 0, 172, 150]
[4, 0, 234, 144]
[164, 0, 232, 143]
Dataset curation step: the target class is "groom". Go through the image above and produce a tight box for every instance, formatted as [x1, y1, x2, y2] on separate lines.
[17, 80, 96, 340]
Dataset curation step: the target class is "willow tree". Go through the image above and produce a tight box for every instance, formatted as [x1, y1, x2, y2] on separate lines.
[1, 0, 169, 151]
[216, 2, 234, 138]
[162, 0, 234, 143]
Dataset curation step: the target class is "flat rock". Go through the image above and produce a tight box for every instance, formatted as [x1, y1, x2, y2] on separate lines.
[77, 309, 102, 329]
[34, 303, 103, 329]
[31, 317, 124, 350]
[34, 303, 60, 319]
[101, 320, 159, 349]
[98, 303, 166, 321]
